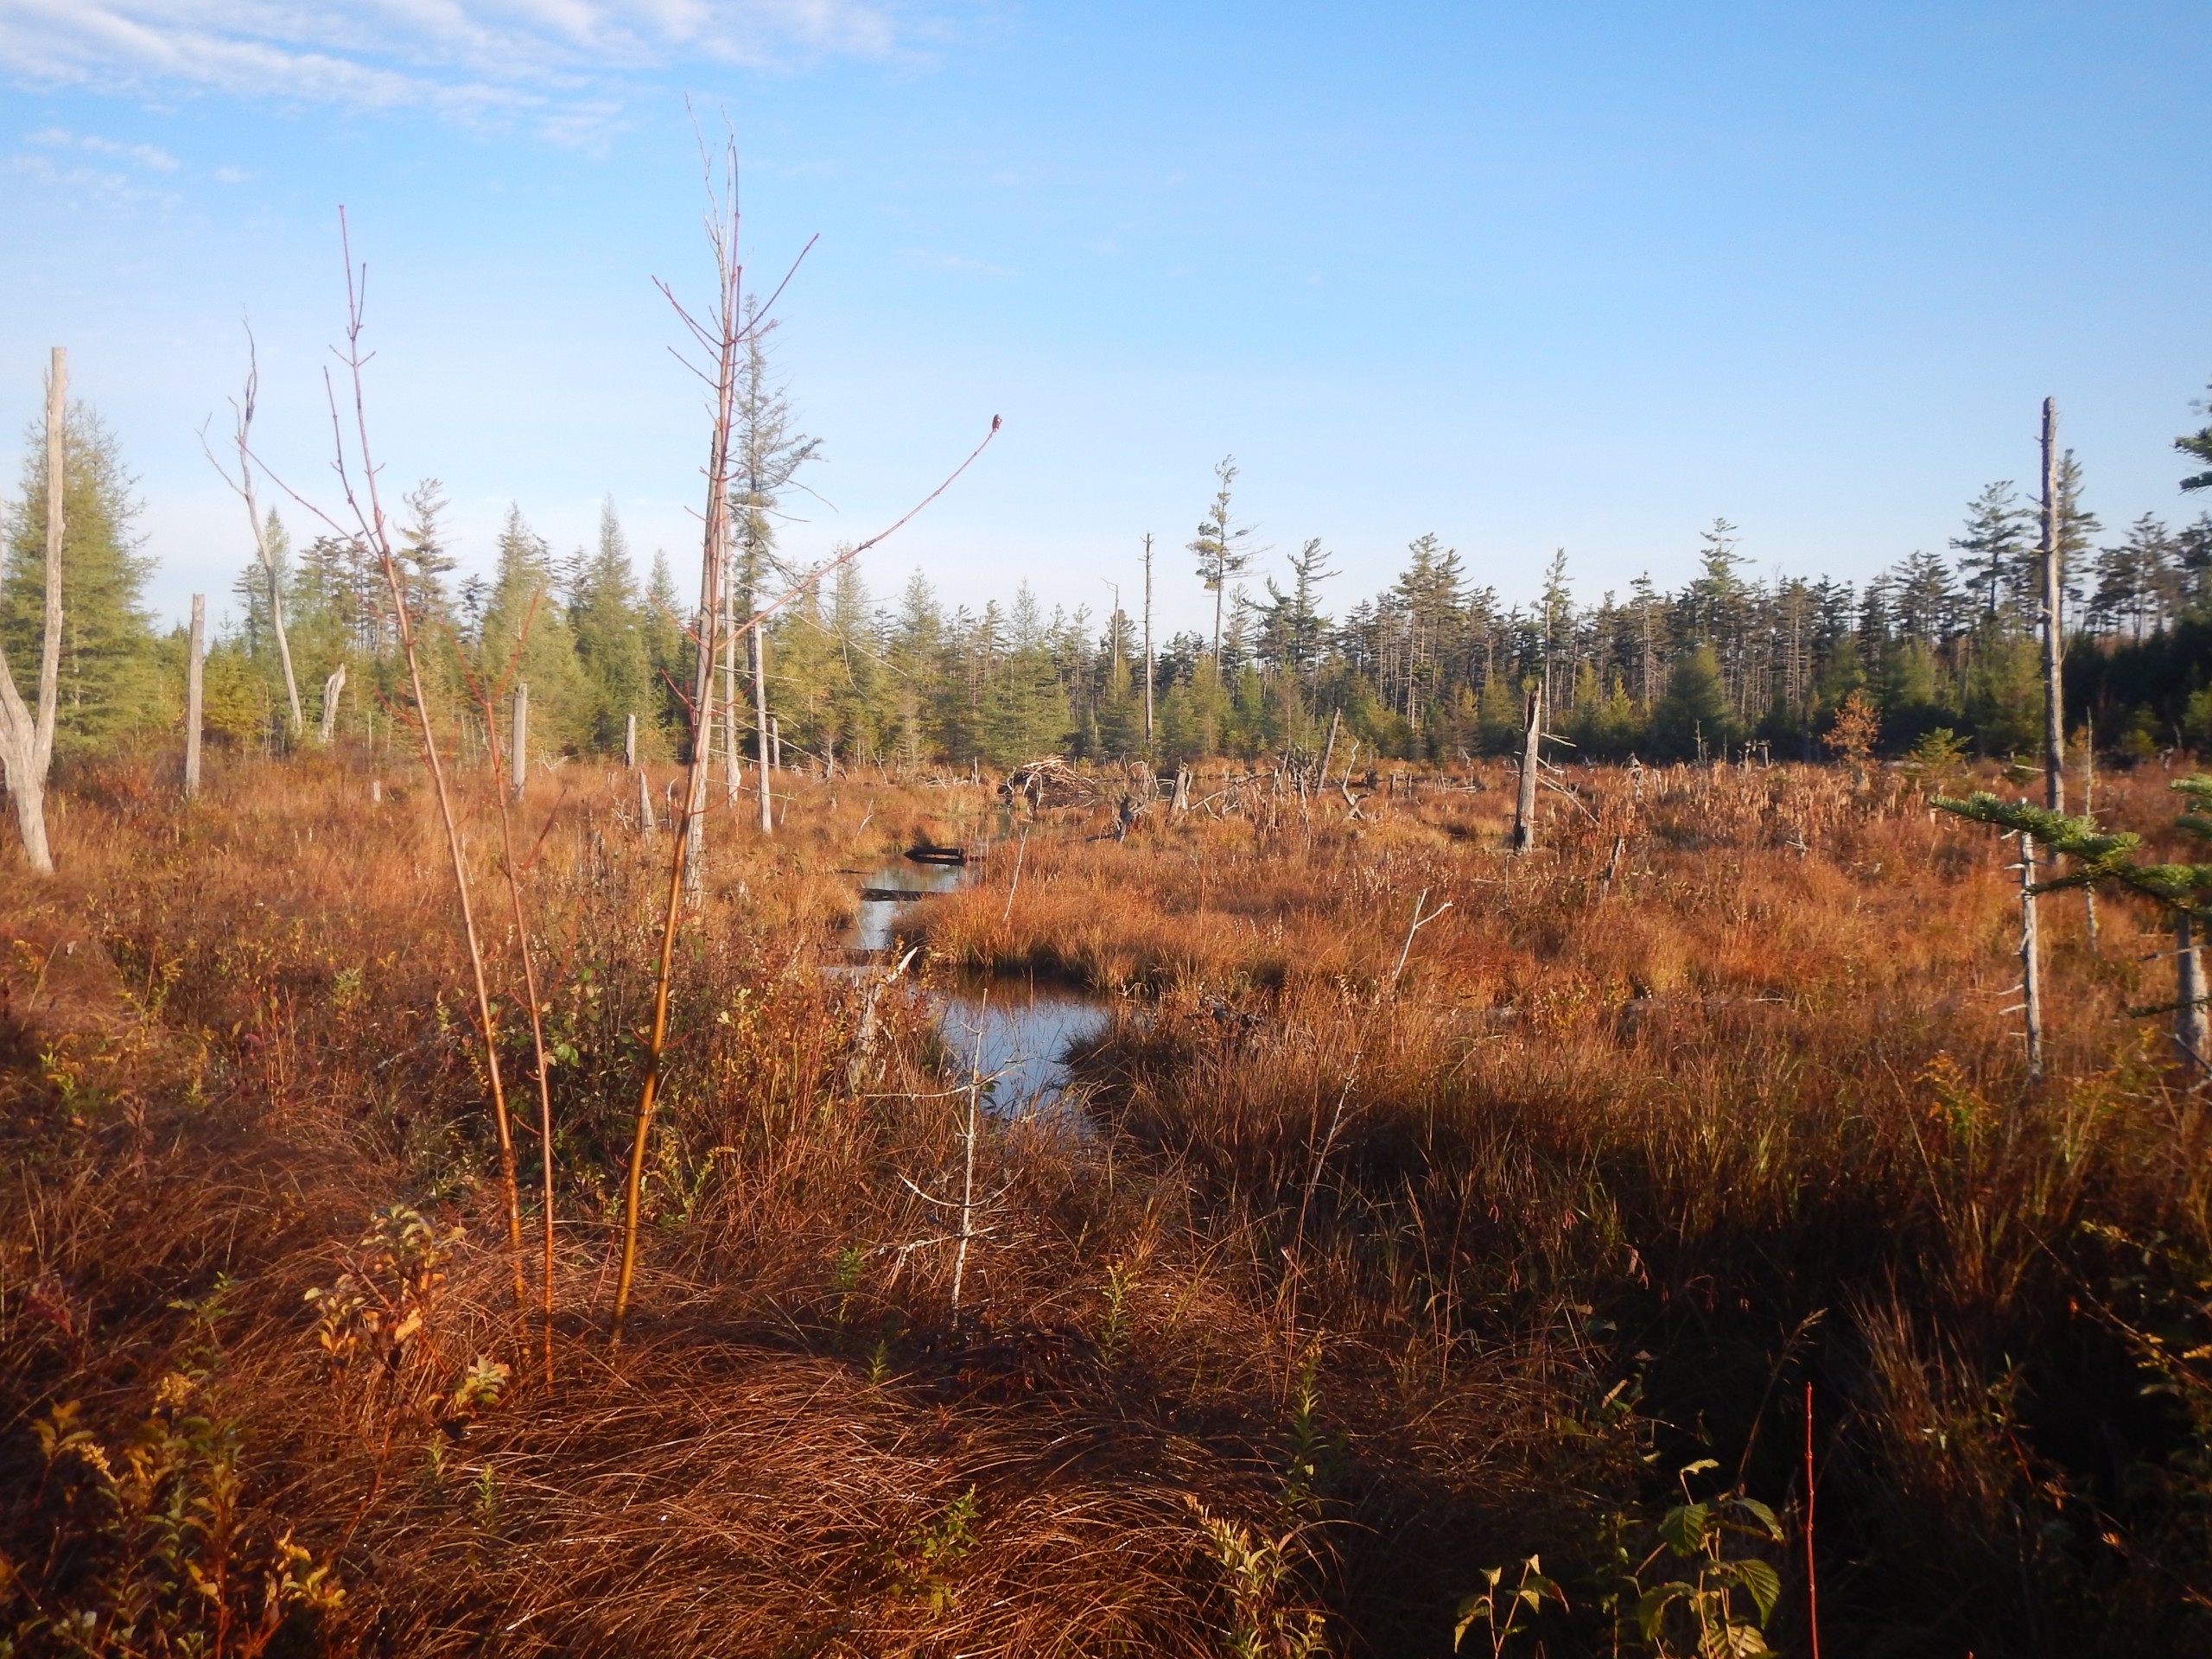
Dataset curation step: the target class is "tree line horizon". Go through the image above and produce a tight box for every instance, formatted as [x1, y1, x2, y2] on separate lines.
[8, 372, 2212, 776]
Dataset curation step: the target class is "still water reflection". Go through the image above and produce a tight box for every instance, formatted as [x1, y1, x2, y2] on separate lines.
[840, 859, 1112, 1122]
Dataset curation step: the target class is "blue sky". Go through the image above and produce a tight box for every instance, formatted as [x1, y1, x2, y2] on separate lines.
[0, 1, 2206, 638]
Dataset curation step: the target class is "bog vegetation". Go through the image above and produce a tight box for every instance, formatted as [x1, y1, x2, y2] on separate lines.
[6, 214, 2212, 1656]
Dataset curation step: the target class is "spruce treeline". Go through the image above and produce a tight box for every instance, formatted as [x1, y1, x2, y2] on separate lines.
[14, 384, 2212, 772]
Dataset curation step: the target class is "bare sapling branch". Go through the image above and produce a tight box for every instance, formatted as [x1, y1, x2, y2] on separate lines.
[1389, 887, 1452, 989]
[322, 207, 531, 1314]
[471, 599, 564, 1383]
[950, 995, 988, 1327]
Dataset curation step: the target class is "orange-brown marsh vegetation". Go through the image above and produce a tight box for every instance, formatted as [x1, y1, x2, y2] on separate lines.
[5, 749, 2212, 1656]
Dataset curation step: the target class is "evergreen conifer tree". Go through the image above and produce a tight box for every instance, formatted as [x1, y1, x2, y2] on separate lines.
[478, 506, 587, 756]
[1649, 645, 1732, 760]
[570, 499, 652, 756]
[1, 405, 159, 760]
[640, 549, 691, 753]
[1951, 482, 2032, 620]
[1256, 537, 1336, 677]
[1189, 456, 1262, 666]
[2176, 379, 2212, 493]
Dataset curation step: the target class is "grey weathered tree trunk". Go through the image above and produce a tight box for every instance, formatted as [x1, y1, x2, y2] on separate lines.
[2019, 830, 2044, 1083]
[721, 591, 741, 809]
[243, 342, 305, 734]
[770, 715, 782, 772]
[183, 594, 204, 799]
[2039, 397, 2065, 814]
[258, 518, 303, 740]
[1512, 687, 1541, 854]
[637, 766, 657, 836]
[510, 682, 529, 801]
[1142, 533, 1155, 754]
[2024, 399, 2064, 1055]
[0, 347, 66, 873]
[319, 663, 346, 745]
[205, 334, 304, 738]
[753, 622, 774, 834]
[624, 711, 637, 770]
[239, 399, 302, 738]
[2177, 912, 2209, 1074]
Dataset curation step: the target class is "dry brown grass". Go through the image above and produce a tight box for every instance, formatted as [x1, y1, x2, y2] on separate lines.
[4, 748, 2211, 1656]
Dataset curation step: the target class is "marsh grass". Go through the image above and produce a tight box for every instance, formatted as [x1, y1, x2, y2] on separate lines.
[3, 748, 2209, 1655]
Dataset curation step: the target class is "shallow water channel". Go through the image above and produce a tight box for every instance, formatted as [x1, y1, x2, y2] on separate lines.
[840, 857, 1112, 1123]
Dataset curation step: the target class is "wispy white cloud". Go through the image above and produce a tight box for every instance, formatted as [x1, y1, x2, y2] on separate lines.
[7, 147, 178, 203]
[0, 1, 911, 137]
[27, 123, 181, 168]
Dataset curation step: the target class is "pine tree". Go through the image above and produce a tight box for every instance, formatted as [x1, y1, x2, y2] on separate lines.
[641, 549, 691, 753]
[728, 301, 823, 784]
[397, 479, 460, 628]
[1189, 455, 1262, 664]
[1537, 547, 1572, 712]
[2177, 379, 2212, 493]
[1255, 537, 1336, 677]
[889, 571, 949, 768]
[1649, 645, 1732, 760]
[2053, 449, 2101, 612]
[1681, 520, 1749, 709]
[478, 506, 587, 757]
[820, 562, 886, 766]
[1628, 573, 1666, 708]
[1950, 482, 2031, 620]
[978, 587, 1072, 765]
[2088, 516, 2176, 641]
[1889, 550, 1960, 646]
[570, 499, 652, 756]
[1, 404, 159, 760]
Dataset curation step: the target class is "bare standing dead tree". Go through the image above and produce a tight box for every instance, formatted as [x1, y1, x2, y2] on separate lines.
[1512, 687, 1541, 854]
[2039, 398, 2065, 817]
[1141, 533, 1156, 754]
[728, 297, 820, 839]
[611, 143, 748, 1338]
[610, 139, 1001, 1341]
[201, 327, 305, 738]
[2017, 828, 2044, 1083]
[0, 348, 67, 874]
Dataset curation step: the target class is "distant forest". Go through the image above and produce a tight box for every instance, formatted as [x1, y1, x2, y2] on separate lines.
[9, 378, 2212, 772]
